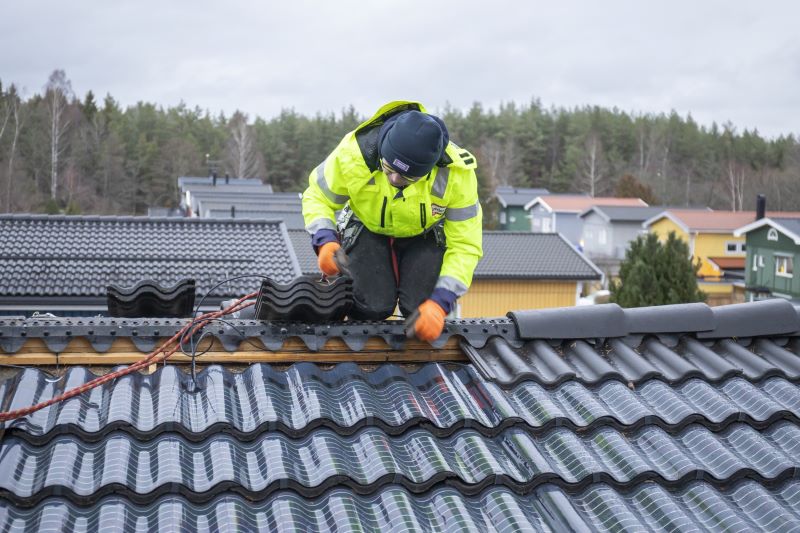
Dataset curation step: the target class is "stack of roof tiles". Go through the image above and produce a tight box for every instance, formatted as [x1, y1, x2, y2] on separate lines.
[254, 275, 353, 322]
[106, 279, 196, 318]
[1, 299, 800, 531]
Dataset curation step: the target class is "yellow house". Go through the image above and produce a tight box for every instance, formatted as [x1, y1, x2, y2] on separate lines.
[458, 232, 602, 316]
[643, 209, 757, 305]
[289, 230, 603, 317]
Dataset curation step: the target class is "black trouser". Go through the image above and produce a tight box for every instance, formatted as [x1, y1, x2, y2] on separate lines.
[341, 218, 445, 320]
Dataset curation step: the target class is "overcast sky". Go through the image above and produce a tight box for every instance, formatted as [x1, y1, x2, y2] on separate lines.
[2, 1, 798, 137]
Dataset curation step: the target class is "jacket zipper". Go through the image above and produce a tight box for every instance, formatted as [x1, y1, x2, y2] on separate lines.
[380, 197, 387, 228]
[419, 203, 426, 228]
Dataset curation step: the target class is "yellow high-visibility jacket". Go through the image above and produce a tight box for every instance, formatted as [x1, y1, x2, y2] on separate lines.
[302, 101, 483, 297]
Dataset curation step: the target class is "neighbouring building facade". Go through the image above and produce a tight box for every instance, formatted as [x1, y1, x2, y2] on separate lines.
[524, 195, 648, 245]
[494, 186, 549, 231]
[734, 217, 800, 301]
[578, 206, 667, 278]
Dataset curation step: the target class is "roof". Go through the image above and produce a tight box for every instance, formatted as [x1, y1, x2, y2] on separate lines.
[734, 217, 800, 244]
[579, 205, 667, 222]
[647, 209, 800, 233]
[0, 215, 301, 301]
[476, 232, 601, 280]
[2, 299, 800, 529]
[288, 229, 318, 275]
[287, 230, 603, 280]
[494, 186, 550, 207]
[708, 256, 747, 270]
[178, 176, 271, 190]
[525, 195, 648, 212]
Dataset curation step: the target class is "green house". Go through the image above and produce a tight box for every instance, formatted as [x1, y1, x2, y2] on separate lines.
[734, 217, 800, 300]
[494, 186, 549, 231]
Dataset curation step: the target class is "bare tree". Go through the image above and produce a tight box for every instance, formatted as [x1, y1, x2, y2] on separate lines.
[5, 85, 22, 212]
[480, 136, 517, 189]
[583, 132, 605, 197]
[726, 160, 746, 211]
[224, 111, 264, 179]
[0, 92, 9, 144]
[45, 70, 74, 201]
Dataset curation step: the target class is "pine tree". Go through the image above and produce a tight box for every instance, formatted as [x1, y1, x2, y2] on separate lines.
[610, 232, 705, 307]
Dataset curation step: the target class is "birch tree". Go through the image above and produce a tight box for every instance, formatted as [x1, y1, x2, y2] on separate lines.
[583, 131, 605, 197]
[44, 70, 74, 201]
[225, 111, 263, 179]
[5, 85, 22, 212]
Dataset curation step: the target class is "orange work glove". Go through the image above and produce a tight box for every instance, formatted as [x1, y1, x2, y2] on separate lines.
[414, 299, 446, 342]
[318, 241, 342, 276]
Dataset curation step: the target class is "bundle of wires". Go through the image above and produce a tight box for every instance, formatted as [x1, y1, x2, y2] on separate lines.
[0, 275, 274, 423]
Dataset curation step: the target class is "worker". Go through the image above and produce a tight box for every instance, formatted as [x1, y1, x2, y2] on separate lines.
[302, 101, 483, 341]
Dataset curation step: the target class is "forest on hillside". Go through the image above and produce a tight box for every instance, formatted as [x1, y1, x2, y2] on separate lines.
[1, 70, 798, 224]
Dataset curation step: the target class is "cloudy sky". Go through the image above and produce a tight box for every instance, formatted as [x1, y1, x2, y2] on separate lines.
[2, 1, 798, 137]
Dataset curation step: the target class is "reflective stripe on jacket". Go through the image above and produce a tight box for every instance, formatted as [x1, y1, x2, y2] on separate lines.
[302, 101, 483, 296]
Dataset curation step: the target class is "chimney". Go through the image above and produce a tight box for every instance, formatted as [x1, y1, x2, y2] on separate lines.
[231, 205, 236, 218]
[225, 173, 230, 184]
[756, 194, 766, 220]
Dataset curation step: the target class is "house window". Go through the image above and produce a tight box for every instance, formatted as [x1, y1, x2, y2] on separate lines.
[776, 255, 794, 278]
[542, 217, 552, 232]
[499, 211, 507, 225]
[725, 241, 745, 254]
[752, 255, 758, 271]
[598, 229, 607, 245]
[768, 229, 779, 241]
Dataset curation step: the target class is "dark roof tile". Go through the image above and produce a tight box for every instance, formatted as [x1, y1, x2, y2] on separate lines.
[477, 232, 601, 279]
[0, 215, 300, 298]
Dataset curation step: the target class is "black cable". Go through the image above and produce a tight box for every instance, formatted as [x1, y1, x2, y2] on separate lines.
[177, 274, 273, 368]
[193, 274, 273, 315]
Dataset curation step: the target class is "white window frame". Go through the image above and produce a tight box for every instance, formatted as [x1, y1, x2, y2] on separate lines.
[598, 228, 607, 245]
[724, 241, 745, 254]
[542, 217, 552, 233]
[775, 254, 794, 278]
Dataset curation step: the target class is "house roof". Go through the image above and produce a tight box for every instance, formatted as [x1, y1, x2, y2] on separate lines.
[1, 299, 800, 529]
[0, 215, 301, 301]
[477, 232, 601, 280]
[288, 229, 318, 275]
[177, 176, 271, 190]
[524, 195, 648, 212]
[707, 256, 747, 270]
[494, 186, 550, 208]
[578, 205, 667, 222]
[287, 230, 603, 280]
[205, 209, 306, 229]
[647, 209, 800, 233]
[734, 217, 800, 244]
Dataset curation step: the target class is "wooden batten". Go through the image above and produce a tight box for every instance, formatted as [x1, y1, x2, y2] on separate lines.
[0, 336, 467, 365]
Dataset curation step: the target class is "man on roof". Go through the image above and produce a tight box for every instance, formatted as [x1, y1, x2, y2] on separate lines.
[302, 101, 483, 342]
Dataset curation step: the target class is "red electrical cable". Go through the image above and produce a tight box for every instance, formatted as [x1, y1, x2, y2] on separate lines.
[0, 291, 258, 424]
